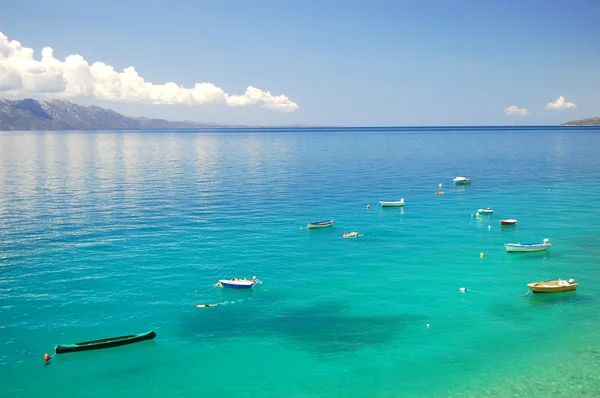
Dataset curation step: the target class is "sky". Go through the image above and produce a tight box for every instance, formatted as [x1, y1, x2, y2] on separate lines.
[0, 0, 599, 126]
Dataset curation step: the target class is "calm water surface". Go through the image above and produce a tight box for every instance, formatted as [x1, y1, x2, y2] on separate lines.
[1, 127, 600, 397]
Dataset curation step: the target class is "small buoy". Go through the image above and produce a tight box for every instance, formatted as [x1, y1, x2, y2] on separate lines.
[426, 324, 430, 328]
[459, 287, 467, 292]
[194, 289, 198, 293]
[439, 183, 442, 188]
[488, 225, 491, 230]
[480, 252, 484, 259]
[300, 227, 304, 231]
[44, 353, 51, 362]
[366, 204, 371, 209]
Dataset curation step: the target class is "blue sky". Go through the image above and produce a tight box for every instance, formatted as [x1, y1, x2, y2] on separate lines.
[1, 0, 598, 126]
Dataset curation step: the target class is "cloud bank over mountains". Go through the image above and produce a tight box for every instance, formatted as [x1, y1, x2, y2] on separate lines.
[0, 32, 298, 112]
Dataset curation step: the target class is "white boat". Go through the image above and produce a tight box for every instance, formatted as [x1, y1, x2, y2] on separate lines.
[307, 219, 335, 229]
[216, 277, 261, 289]
[453, 176, 472, 184]
[477, 208, 494, 214]
[379, 199, 405, 207]
[505, 238, 552, 252]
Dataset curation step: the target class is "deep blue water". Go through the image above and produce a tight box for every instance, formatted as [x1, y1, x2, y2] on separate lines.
[1, 127, 600, 397]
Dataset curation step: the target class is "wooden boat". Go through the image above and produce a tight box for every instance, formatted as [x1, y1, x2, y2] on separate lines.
[505, 238, 551, 252]
[55, 330, 156, 354]
[453, 176, 471, 184]
[216, 277, 260, 289]
[343, 231, 363, 238]
[379, 199, 405, 207]
[528, 279, 577, 293]
[500, 219, 517, 225]
[477, 208, 494, 214]
[307, 219, 335, 229]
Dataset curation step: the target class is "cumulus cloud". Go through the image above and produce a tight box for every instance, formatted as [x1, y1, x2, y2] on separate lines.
[546, 96, 575, 110]
[504, 105, 531, 116]
[0, 32, 298, 112]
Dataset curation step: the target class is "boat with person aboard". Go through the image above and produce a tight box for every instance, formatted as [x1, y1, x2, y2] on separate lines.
[527, 279, 577, 293]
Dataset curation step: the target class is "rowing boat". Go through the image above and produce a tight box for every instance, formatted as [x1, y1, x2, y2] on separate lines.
[55, 330, 156, 354]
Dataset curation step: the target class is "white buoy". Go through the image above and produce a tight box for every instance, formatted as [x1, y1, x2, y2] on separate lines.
[426, 324, 430, 328]
[488, 225, 491, 230]
[459, 287, 467, 292]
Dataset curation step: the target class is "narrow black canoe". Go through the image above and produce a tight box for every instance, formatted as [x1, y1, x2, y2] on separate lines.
[55, 330, 156, 354]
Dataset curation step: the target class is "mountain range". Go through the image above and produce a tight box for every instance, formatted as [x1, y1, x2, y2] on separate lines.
[1, 98, 599, 130]
[0, 98, 234, 131]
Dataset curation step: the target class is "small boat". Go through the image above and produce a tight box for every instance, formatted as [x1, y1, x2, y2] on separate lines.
[528, 279, 577, 293]
[477, 208, 494, 214]
[216, 277, 260, 289]
[500, 219, 518, 225]
[379, 199, 405, 207]
[343, 231, 363, 238]
[55, 330, 156, 354]
[307, 219, 335, 229]
[505, 238, 551, 252]
[435, 191, 445, 195]
[453, 176, 471, 185]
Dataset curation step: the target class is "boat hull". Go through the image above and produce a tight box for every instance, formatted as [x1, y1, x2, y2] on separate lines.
[55, 331, 156, 354]
[528, 282, 578, 293]
[453, 177, 471, 185]
[500, 219, 517, 225]
[219, 280, 255, 289]
[379, 201, 405, 207]
[505, 243, 551, 252]
[307, 220, 335, 229]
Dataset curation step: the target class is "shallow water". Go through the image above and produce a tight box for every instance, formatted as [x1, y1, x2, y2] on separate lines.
[1, 127, 600, 397]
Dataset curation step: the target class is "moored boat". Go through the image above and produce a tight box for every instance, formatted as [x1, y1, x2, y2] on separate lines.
[379, 199, 405, 207]
[505, 238, 551, 252]
[453, 176, 471, 184]
[477, 208, 494, 214]
[528, 279, 577, 293]
[500, 219, 517, 225]
[307, 219, 335, 229]
[216, 277, 260, 289]
[55, 330, 156, 354]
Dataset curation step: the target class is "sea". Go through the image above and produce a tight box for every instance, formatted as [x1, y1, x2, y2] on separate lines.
[1, 127, 600, 397]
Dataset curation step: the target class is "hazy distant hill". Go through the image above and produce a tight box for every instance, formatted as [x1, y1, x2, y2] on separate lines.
[0, 98, 230, 131]
[562, 117, 600, 126]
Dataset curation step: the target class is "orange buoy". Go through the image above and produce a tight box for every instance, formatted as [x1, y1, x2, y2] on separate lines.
[44, 353, 51, 361]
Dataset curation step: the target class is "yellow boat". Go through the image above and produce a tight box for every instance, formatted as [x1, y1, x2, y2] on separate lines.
[527, 279, 577, 293]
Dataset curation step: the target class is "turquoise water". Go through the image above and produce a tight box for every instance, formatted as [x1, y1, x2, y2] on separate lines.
[1, 128, 600, 397]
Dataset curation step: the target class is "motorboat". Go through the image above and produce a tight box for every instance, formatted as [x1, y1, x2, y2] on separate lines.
[528, 279, 577, 293]
[505, 238, 551, 252]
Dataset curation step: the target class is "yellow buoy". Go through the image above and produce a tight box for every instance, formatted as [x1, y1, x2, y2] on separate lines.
[480, 252, 484, 259]
[439, 183, 442, 188]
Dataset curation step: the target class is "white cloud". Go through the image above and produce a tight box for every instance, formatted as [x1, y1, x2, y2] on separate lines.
[0, 32, 298, 112]
[504, 105, 531, 116]
[546, 96, 575, 110]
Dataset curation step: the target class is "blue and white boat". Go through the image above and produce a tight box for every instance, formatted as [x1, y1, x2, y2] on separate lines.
[216, 277, 261, 289]
[505, 238, 551, 252]
[307, 219, 335, 229]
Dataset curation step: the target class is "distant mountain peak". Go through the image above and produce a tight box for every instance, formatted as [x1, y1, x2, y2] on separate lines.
[0, 98, 224, 131]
